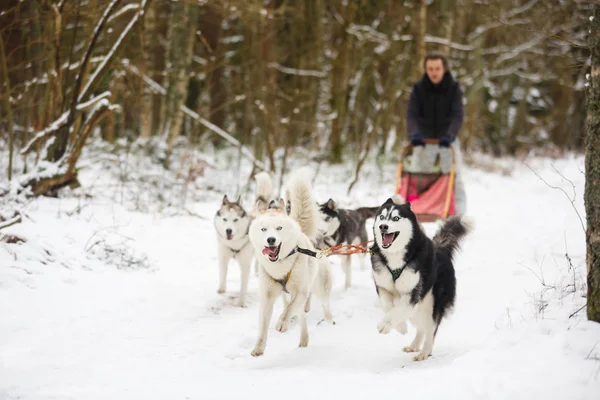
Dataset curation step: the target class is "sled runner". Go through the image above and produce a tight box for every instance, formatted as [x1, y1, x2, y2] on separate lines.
[394, 139, 456, 223]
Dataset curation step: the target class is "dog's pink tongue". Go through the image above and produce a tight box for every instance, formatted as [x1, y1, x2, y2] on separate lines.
[262, 247, 276, 256]
[382, 233, 394, 247]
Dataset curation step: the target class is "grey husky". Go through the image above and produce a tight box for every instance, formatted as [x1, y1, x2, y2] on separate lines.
[317, 199, 379, 289]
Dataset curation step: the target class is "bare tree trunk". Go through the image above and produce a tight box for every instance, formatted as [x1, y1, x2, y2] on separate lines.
[411, 0, 427, 82]
[328, 0, 356, 164]
[164, 0, 198, 154]
[202, 5, 226, 145]
[139, 1, 157, 139]
[586, 1, 600, 323]
[0, 35, 14, 181]
[439, 0, 454, 55]
[46, 3, 66, 162]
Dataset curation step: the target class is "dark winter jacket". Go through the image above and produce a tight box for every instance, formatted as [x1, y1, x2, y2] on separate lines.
[406, 71, 464, 140]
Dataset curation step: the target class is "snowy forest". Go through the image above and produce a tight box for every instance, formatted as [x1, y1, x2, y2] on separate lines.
[0, 0, 592, 184]
[1, 1, 600, 399]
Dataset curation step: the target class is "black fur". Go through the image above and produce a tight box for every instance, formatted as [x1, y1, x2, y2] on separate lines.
[370, 198, 469, 329]
[318, 199, 379, 248]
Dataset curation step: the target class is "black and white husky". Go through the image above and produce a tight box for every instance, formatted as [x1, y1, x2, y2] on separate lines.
[370, 197, 471, 361]
[213, 172, 273, 307]
[249, 168, 333, 357]
[317, 199, 379, 289]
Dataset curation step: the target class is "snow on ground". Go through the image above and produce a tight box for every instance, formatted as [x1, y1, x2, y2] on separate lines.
[1, 143, 599, 400]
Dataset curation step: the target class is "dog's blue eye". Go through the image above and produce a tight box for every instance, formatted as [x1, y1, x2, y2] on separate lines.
[261, 227, 267, 232]
[393, 216, 400, 222]
[276, 226, 282, 231]
[379, 215, 384, 220]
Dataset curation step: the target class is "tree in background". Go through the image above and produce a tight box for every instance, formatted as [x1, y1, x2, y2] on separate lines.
[586, 1, 600, 323]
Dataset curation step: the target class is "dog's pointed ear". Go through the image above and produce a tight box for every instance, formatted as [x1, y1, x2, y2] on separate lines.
[256, 199, 267, 213]
[384, 197, 394, 205]
[326, 198, 337, 212]
[404, 201, 412, 210]
[236, 195, 241, 204]
[222, 195, 230, 205]
[277, 197, 286, 211]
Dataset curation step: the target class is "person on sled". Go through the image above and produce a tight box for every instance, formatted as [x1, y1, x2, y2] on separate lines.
[406, 53, 467, 215]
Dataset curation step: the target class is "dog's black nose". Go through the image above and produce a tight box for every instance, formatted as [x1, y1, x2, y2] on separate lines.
[267, 237, 276, 246]
[379, 224, 388, 231]
[226, 228, 232, 235]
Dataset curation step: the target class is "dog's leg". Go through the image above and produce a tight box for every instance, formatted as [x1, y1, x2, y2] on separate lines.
[343, 255, 352, 290]
[377, 288, 407, 334]
[304, 294, 312, 313]
[313, 259, 334, 324]
[251, 285, 279, 357]
[377, 295, 413, 334]
[403, 330, 424, 353]
[352, 237, 367, 271]
[298, 311, 309, 348]
[238, 255, 251, 308]
[413, 318, 437, 362]
[253, 259, 259, 277]
[217, 245, 232, 294]
[276, 291, 309, 333]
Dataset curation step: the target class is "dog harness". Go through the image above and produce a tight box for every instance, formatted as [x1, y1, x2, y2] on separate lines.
[386, 263, 407, 282]
[275, 270, 293, 294]
[229, 239, 250, 257]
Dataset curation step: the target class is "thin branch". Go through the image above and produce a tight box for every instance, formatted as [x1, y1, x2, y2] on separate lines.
[526, 164, 586, 234]
[568, 304, 586, 319]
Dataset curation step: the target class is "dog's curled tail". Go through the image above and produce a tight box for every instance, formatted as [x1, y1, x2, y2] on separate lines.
[254, 171, 273, 204]
[287, 167, 318, 240]
[433, 216, 473, 259]
[356, 206, 380, 222]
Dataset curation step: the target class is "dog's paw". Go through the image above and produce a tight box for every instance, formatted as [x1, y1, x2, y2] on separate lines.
[412, 352, 430, 362]
[377, 319, 392, 334]
[395, 321, 408, 334]
[217, 287, 225, 294]
[251, 347, 264, 357]
[275, 318, 288, 333]
[403, 345, 419, 353]
[238, 300, 248, 308]
[299, 336, 309, 348]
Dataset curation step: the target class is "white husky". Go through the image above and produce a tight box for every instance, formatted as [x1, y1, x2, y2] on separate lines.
[213, 172, 273, 308]
[249, 168, 334, 357]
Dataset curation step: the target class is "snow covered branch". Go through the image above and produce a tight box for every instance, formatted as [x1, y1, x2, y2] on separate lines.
[0, 213, 21, 231]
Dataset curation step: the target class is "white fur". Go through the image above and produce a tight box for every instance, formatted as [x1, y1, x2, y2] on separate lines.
[214, 206, 252, 308]
[249, 169, 333, 357]
[286, 168, 319, 241]
[214, 172, 275, 305]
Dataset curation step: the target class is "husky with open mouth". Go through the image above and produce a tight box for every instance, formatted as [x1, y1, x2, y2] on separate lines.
[370, 197, 472, 361]
[213, 172, 273, 308]
[249, 168, 334, 357]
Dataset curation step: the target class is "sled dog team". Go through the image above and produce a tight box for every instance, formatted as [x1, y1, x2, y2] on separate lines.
[213, 167, 471, 361]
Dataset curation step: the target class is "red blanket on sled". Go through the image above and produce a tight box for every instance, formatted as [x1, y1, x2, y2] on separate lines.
[397, 173, 455, 221]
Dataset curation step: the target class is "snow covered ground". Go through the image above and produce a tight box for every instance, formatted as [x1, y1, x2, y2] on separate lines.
[1, 144, 599, 399]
